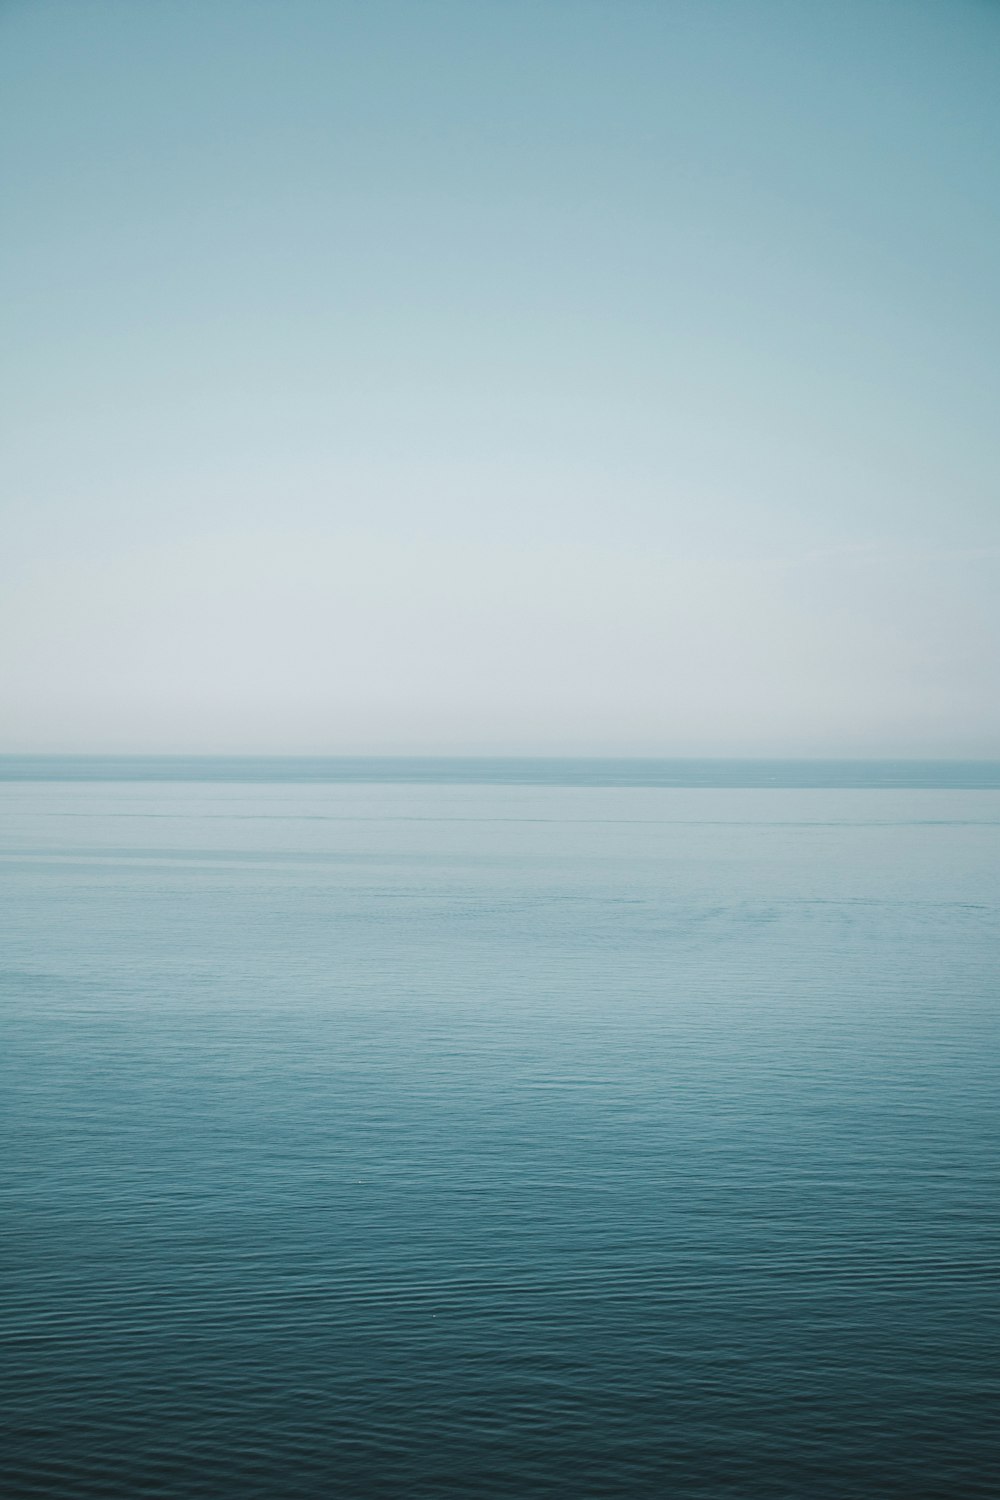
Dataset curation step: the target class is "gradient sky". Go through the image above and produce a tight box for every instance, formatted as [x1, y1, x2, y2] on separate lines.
[3, 0, 999, 755]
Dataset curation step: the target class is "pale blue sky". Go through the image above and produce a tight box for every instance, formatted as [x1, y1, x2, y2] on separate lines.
[3, 0, 999, 754]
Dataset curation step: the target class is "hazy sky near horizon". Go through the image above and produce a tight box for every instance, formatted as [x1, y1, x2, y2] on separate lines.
[3, 0, 999, 755]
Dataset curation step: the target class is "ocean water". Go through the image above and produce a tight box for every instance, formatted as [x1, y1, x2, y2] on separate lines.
[2, 760, 999, 1498]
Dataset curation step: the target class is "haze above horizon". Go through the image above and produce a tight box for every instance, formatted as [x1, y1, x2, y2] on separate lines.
[3, 0, 999, 757]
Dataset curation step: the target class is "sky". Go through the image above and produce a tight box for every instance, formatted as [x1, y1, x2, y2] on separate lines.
[2, 0, 999, 756]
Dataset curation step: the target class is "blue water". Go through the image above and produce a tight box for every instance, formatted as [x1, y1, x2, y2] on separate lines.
[3, 754, 1000, 787]
[3, 761, 999, 1497]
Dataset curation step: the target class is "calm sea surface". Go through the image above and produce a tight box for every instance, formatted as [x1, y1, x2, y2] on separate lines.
[3, 761, 999, 1498]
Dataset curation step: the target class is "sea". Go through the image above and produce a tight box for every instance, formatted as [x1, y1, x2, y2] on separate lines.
[2, 758, 999, 1498]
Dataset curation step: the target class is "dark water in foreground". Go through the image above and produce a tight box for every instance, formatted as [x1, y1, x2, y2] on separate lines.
[3, 761, 999, 1497]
